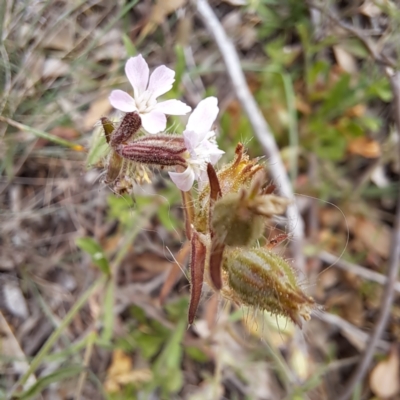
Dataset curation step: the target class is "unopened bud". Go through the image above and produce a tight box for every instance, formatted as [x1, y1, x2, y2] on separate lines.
[211, 192, 265, 246]
[109, 112, 141, 148]
[105, 151, 124, 183]
[101, 117, 115, 144]
[210, 183, 290, 247]
[223, 247, 315, 327]
[115, 134, 188, 169]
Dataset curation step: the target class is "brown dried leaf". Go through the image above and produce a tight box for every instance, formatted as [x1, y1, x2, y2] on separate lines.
[84, 95, 113, 131]
[333, 46, 358, 74]
[360, 0, 383, 17]
[295, 97, 312, 115]
[35, 126, 80, 148]
[370, 347, 400, 398]
[326, 292, 365, 327]
[50, 126, 80, 140]
[348, 137, 381, 158]
[351, 217, 390, 258]
[345, 104, 366, 118]
[140, 0, 187, 39]
[104, 349, 152, 393]
[42, 23, 74, 51]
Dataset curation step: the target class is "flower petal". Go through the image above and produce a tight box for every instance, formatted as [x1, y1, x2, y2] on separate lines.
[183, 130, 202, 153]
[109, 90, 137, 112]
[155, 99, 191, 115]
[186, 97, 219, 135]
[200, 140, 225, 164]
[169, 167, 195, 192]
[147, 65, 175, 99]
[125, 55, 149, 98]
[140, 110, 167, 134]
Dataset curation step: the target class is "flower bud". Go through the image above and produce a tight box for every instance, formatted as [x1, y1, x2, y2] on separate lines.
[223, 247, 315, 327]
[109, 112, 142, 148]
[101, 117, 115, 144]
[115, 134, 188, 169]
[211, 192, 265, 247]
[195, 143, 264, 234]
[210, 176, 290, 247]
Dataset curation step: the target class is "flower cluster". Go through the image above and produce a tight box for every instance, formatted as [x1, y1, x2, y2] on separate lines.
[108, 54, 223, 192]
[98, 54, 314, 327]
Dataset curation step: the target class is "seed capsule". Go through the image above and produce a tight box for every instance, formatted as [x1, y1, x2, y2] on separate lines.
[211, 192, 265, 247]
[223, 247, 315, 327]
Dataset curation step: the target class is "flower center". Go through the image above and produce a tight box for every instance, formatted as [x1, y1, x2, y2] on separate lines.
[136, 90, 157, 113]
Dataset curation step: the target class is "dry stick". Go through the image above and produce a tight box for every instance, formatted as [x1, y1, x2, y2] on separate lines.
[195, 0, 306, 272]
[319, 251, 400, 294]
[315, 312, 389, 353]
[338, 71, 400, 400]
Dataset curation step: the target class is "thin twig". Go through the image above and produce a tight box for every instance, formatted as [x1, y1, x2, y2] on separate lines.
[315, 312, 390, 353]
[195, 0, 306, 271]
[319, 251, 400, 294]
[337, 70, 400, 400]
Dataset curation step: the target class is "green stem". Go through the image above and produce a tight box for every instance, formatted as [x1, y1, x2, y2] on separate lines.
[0, 116, 85, 151]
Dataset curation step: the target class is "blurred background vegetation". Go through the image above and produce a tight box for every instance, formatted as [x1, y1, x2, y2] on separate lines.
[1, 0, 400, 399]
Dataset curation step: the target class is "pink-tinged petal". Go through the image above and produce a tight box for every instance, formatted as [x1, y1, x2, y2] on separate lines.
[140, 110, 167, 134]
[209, 148, 224, 164]
[169, 167, 195, 192]
[109, 90, 137, 112]
[183, 130, 202, 153]
[186, 97, 219, 135]
[155, 99, 191, 115]
[125, 55, 149, 98]
[200, 140, 225, 164]
[147, 65, 175, 99]
[210, 152, 224, 165]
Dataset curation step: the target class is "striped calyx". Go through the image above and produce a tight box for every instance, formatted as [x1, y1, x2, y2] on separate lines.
[223, 247, 315, 327]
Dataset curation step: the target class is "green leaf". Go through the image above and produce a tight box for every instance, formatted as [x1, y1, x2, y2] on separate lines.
[367, 77, 392, 102]
[152, 317, 186, 395]
[265, 38, 298, 67]
[76, 237, 110, 275]
[101, 280, 114, 343]
[157, 204, 178, 231]
[186, 346, 208, 363]
[172, 45, 186, 93]
[165, 297, 189, 321]
[357, 116, 382, 132]
[16, 366, 83, 399]
[107, 194, 136, 228]
[136, 334, 165, 359]
[122, 34, 136, 57]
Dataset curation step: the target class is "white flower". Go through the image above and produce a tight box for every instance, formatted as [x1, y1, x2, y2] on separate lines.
[109, 55, 191, 134]
[169, 97, 225, 191]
